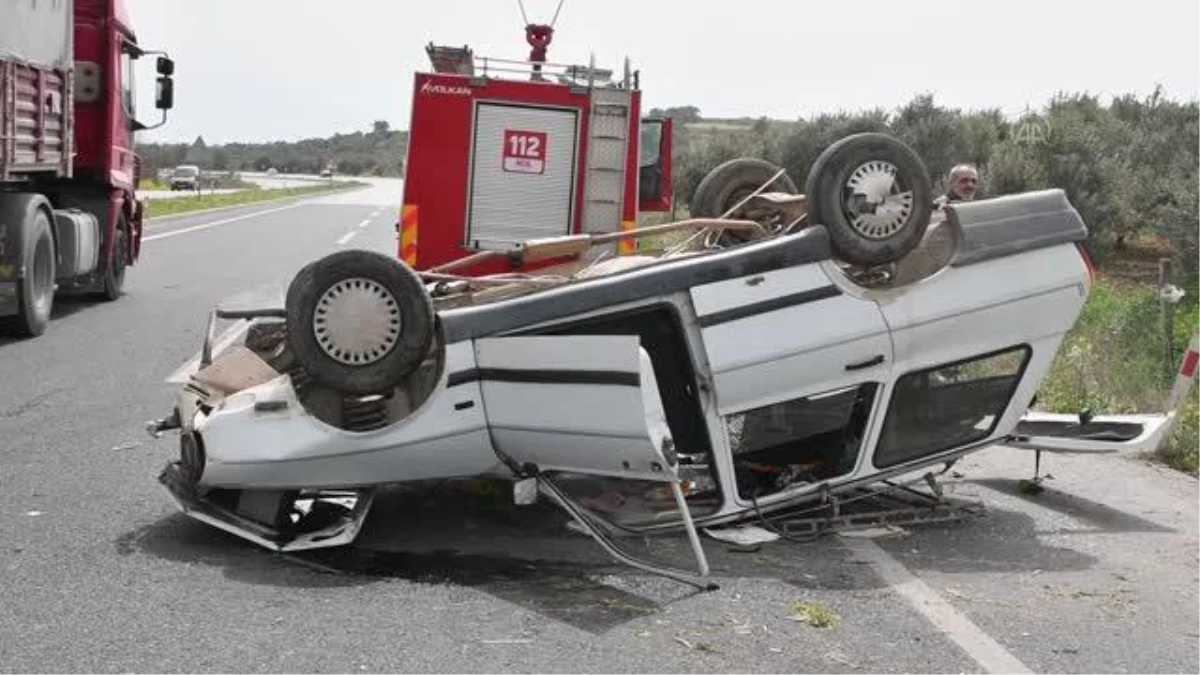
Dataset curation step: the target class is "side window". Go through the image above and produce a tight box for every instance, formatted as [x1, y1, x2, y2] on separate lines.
[640, 120, 662, 167]
[726, 382, 879, 500]
[120, 47, 136, 120]
[873, 346, 1031, 469]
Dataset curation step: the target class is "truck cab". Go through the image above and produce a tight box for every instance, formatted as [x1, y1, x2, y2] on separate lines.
[0, 0, 176, 337]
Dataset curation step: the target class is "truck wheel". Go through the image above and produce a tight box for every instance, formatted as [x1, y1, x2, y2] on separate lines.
[689, 157, 799, 220]
[284, 250, 435, 396]
[805, 133, 933, 266]
[98, 217, 128, 301]
[15, 208, 56, 337]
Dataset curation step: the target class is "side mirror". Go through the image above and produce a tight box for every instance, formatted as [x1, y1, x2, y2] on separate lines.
[157, 56, 175, 76]
[155, 76, 174, 110]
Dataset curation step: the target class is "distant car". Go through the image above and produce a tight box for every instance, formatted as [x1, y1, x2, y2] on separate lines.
[319, 168, 333, 178]
[266, 167, 278, 176]
[169, 164, 200, 191]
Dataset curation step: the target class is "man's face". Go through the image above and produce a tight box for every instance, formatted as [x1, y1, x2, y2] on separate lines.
[951, 170, 979, 200]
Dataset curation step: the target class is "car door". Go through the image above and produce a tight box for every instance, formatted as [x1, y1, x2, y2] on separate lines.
[688, 261, 894, 416]
[869, 243, 1091, 471]
[473, 334, 677, 480]
[686, 261, 895, 502]
[470, 333, 712, 586]
[998, 332, 1197, 455]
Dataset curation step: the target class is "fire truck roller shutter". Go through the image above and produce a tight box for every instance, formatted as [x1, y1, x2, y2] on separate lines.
[466, 103, 580, 250]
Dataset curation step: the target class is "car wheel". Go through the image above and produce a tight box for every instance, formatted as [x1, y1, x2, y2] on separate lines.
[284, 249, 435, 396]
[805, 133, 933, 266]
[690, 157, 799, 220]
[689, 157, 799, 247]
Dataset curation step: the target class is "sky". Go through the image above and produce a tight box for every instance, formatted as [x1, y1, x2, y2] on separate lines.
[124, 0, 1200, 145]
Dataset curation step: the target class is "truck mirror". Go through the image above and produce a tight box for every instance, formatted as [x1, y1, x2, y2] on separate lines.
[157, 56, 175, 76]
[156, 76, 174, 110]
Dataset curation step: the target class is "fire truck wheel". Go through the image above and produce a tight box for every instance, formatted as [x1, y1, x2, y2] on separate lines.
[284, 249, 435, 396]
[689, 157, 799, 221]
[805, 133, 933, 267]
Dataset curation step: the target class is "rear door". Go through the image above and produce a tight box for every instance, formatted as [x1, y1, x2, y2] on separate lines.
[999, 332, 1198, 455]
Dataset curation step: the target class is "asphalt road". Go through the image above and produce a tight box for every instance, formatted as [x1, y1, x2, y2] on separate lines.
[0, 181, 1196, 673]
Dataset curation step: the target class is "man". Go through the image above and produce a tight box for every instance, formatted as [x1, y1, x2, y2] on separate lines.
[934, 164, 979, 207]
[893, 163, 978, 285]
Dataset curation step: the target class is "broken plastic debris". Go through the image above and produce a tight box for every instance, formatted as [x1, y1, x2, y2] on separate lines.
[839, 525, 909, 539]
[703, 524, 779, 546]
[513, 477, 537, 505]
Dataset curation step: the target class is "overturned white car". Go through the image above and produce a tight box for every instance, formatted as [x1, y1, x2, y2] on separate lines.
[147, 133, 1178, 587]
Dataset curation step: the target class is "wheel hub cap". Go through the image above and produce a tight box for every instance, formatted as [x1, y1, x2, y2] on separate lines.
[32, 235, 54, 310]
[312, 278, 402, 366]
[843, 160, 914, 239]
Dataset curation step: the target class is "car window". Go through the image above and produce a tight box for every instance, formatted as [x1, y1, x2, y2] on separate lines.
[726, 382, 880, 499]
[873, 346, 1031, 469]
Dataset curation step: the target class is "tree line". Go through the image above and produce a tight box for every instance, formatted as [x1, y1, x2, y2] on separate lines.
[660, 88, 1198, 286]
[136, 91, 1198, 286]
[137, 120, 407, 179]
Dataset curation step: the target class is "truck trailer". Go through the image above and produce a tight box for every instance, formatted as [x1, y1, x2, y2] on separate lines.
[0, 0, 176, 337]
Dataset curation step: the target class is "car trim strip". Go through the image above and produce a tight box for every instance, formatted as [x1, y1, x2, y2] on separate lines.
[448, 367, 640, 387]
[696, 284, 842, 328]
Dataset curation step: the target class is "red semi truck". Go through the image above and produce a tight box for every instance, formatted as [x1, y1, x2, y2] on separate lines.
[0, 0, 175, 337]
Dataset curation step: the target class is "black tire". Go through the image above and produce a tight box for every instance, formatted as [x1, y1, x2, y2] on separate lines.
[805, 133, 932, 266]
[98, 214, 128, 301]
[689, 157, 799, 219]
[15, 208, 56, 338]
[284, 249, 434, 396]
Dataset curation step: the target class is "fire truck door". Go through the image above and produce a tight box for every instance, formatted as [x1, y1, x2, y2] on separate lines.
[467, 103, 580, 250]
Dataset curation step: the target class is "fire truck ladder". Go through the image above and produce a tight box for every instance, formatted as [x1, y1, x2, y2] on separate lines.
[581, 87, 632, 259]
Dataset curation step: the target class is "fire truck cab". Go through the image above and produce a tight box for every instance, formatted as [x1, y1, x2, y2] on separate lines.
[397, 36, 673, 276]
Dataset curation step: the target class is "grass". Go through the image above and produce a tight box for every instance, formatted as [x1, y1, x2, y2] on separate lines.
[789, 601, 840, 628]
[143, 181, 363, 219]
[138, 178, 170, 191]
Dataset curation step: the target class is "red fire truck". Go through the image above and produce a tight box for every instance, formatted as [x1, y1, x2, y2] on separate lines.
[397, 22, 673, 276]
[0, 0, 175, 338]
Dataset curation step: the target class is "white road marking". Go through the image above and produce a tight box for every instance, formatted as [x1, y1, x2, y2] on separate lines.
[841, 537, 1032, 674]
[142, 203, 305, 242]
[335, 231, 357, 245]
[357, 219, 371, 229]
